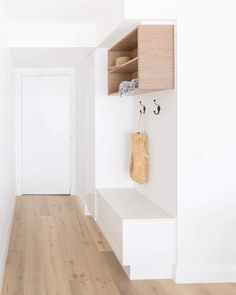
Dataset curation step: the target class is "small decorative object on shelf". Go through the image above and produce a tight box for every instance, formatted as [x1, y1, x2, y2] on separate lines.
[108, 56, 131, 71]
[119, 79, 138, 96]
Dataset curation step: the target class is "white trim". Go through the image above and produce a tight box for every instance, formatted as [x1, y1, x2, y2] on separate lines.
[175, 264, 236, 283]
[70, 70, 76, 195]
[15, 73, 23, 195]
[129, 263, 173, 280]
[15, 67, 76, 195]
[0, 196, 17, 292]
[75, 195, 91, 216]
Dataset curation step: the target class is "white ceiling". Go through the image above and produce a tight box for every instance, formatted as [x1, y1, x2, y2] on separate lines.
[3, 0, 112, 23]
[10, 48, 94, 66]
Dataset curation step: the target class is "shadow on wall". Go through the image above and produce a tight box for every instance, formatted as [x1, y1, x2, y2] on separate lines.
[132, 89, 177, 217]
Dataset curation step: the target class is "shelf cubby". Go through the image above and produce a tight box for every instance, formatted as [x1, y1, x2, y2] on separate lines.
[108, 25, 174, 96]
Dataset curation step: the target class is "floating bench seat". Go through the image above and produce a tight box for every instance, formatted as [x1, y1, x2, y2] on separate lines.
[95, 188, 176, 280]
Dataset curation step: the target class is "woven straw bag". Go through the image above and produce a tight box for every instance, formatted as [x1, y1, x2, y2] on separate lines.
[130, 132, 149, 184]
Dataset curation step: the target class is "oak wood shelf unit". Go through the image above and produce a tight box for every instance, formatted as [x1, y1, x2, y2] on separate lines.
[108, 25, 174, 96]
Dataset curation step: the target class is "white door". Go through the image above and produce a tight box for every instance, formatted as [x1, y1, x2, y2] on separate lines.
[22, 75, 71, 194]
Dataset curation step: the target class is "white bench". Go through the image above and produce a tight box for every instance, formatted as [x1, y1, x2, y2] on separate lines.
[95, 188, 176, 280]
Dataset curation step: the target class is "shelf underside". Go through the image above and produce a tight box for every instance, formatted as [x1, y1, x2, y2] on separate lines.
[109, 88, 162, 96]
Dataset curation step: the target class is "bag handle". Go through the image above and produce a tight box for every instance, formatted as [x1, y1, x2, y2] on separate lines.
[138, 112, 145, 139]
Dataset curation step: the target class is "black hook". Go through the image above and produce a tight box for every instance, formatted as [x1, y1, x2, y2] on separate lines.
[139, 100, 146, 114]
[153, 99, 161, 115]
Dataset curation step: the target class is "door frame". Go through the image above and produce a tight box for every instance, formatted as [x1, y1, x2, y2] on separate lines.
[15, 68, 76, 196]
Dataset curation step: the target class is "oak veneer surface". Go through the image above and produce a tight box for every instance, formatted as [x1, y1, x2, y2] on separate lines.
[109, 57, 138, 74]
[138, 25, 175, 90]
[2, 196, 236, 295]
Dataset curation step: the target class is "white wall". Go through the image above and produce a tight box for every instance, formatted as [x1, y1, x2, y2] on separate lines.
[0, 4, 16, 290]
[95, 48, 134, 188]
[96, 0, 125, 45]
[176, 0, 236, 283]
[75, 64, 87, 198]
[9, 48, 94, 67]
[75, 55, 96, 215]
[133, 91, 177, 217]
[75, 58, 95, 195]
[125, 0, 177, 19]
[85, 55, 95, 196]
[7, 23, 96, 48]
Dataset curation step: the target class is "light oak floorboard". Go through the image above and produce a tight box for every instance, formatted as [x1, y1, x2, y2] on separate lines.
[1, 195, 236, 295]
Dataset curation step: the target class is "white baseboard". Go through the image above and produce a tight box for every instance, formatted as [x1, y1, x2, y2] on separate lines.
[0, 196, 17, 292]
[75, 195, 91, 216]
[175, 264, 236, 283]
[129, 263, 173, 280]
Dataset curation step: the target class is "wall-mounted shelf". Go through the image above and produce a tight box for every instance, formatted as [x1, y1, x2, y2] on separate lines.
[108, 25, 175, 96]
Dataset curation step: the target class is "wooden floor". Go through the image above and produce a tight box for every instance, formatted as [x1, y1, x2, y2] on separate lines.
[2, 196, 236, 295]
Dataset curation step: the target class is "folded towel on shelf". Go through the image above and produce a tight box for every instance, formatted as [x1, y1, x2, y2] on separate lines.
[119, 79, 138, 97]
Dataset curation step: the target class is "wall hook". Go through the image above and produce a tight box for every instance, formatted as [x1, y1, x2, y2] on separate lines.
[139, 100, 146, 114]
[153, 99, 161, 115]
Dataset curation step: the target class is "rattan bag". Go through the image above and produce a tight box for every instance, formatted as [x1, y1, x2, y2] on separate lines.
[130, 132, 149, 184]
